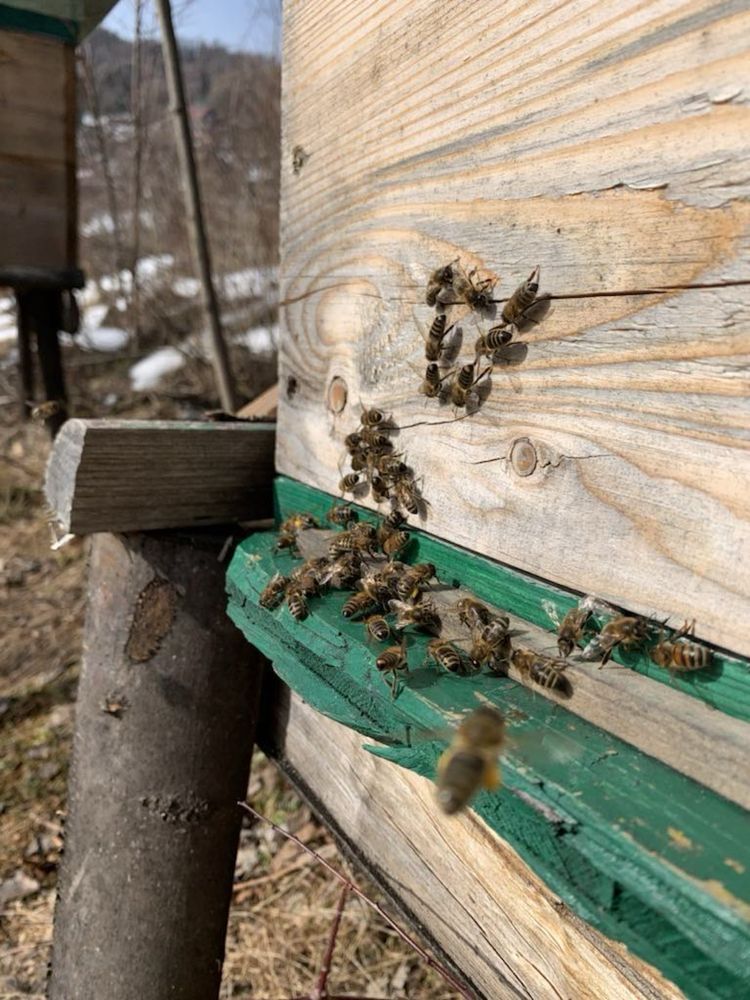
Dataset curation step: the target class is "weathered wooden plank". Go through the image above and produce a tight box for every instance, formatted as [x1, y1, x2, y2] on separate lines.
[44, 419, 276, 534]
[236, 382, 278, 419]
[0, 29, 74, 270]
[277, 0, 750, 656]
[226, 519, 750, 1000]
[265, 687, 684, 1000]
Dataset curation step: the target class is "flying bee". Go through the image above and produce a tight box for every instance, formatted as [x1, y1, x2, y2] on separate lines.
[382, 529, 410, 558]
[360, 406, 385, 428]
[437, 706, 505, 815]
[427, 639, 466, 675]
[320, 551, 362, 589]
[425, 260, 457, 306]
[650, 620, 712, 673]
[342, 590, 377, 619]
[326, 504, 358, 527]
[286, 585, 309, 621]
[455, 598, 495, 630]
[581, 615, 651, 666]
[423, 313, 454, 362]
[259, 572, 289, 610]
[29, 399, 62, 422]
[396, 562, 437, 601]
[338, 472, 360, 495]
[450, 363, 491, 409]
[453, 267, 496, 312]
[470, 621, 512, 673]
[420, 362, 454, 399]
[474, 324, 513, 360]
[501, 266, 540, 328]
[389, 597, 441, 635]
[364, 614, 391, 643]
[542, 596, 598, 658]
[512, 647, 569, 692]
[376, 641, 408, 698]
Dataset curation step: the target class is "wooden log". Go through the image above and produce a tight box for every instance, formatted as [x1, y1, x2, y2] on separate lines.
[44, 418, 276, 534]
[49, 531, 264, 1000]
[275, 0, 750, 656]
[263, 686, 684, 1000]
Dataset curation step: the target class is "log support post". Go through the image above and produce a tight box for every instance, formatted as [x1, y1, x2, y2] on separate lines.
[48, 529, 263, 1000]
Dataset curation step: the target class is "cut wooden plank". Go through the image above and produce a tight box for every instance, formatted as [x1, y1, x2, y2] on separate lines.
[236, 382, 278, 419]
[265, 687, 684, 1000]
[0, 30, 75, 270]
[44, 419, 276, 534]
[276, 0, 750, 656]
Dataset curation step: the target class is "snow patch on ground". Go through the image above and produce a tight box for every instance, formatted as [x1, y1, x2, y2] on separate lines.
[234, 323, 279, 354]
[78, 327, 130, 352]
[173, 276, 201, 298]
[0, 297, 16, 342]
[129, 346, 184, 391]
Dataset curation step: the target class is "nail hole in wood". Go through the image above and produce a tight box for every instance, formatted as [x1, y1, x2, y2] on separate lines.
[327, 376, 348, 414]
[286, 376, 298, 399]
[510, 438, 537, 478]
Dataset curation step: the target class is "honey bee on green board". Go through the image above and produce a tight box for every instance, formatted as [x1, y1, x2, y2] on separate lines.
[650, 620, 712, 674]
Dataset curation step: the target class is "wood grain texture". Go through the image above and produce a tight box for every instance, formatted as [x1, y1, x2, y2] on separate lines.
[276, 0, 750, 656]
[267, 688, 684, 1000]
[0, 30, 74, 270]
[44, 419, 275, 533]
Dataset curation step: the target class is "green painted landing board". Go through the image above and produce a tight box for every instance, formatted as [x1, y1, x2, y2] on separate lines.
[226, 478, 750, 1000]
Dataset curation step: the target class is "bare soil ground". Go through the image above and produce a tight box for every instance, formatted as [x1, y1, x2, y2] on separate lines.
[0, 339, 458, 999]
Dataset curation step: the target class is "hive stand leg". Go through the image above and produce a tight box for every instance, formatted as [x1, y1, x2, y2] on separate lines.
[15, 291, 36, 422]
[22, 288, 68, 437]
[48, 531, 263, 1000]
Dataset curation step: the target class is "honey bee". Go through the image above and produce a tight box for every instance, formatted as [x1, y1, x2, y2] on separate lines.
[501, 266, 540, 328]
[455, 598, 495, 630]
[376, 641, 409, 697]
[512, 647, 569, 692]
[326, 504, 358, 527]
[382, 529, 410, 558]
[320, 551, 362, 589]
[342, 590, 377, 619]
[581, 615, 651, 666]
[377, 509, 406, 549]
[427, 639, 466, 674]
[474, 324, 513, 360]
[279, 513, 317, 534]
[542, 596, 597, 658]
[286, 585, 309, 621]
[395, 562, 437, 601]
[328, 523, 378, 556]
[450, 363, 491, 408]
[470, 621, 512, 674]
[344, 432, 362, 453]
[391, 474, 423, 516]
[436, 706, 505, 815]
[360, 406, 385, 428]
[338, 472, 360, 494]
[389, 597, 441, 634]
[423, 314, 454, 362]
[364, 614, 391, 643]
[29, 399, 62, 422]
[650, 620, 712, 673]
[259, 572, 289, 609]
[275, 529, 297, 551]
[419, 362, 454, 399]
[359, 567, 398, 605]
[425, 260, 457, 306]
[359, 428, 393, 451]
[370, 475, 391, 504]
[453, 267, 496, 311]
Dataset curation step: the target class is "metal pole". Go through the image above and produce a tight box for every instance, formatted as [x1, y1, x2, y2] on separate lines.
[154, 0, 238, 411]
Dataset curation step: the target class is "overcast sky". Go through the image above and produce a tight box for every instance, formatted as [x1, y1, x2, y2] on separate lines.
[102, 0, 281, 55]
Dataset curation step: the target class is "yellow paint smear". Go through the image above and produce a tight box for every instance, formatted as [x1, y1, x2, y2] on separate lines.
[724, 857, 746, 875]
[667, 827, 694, 851]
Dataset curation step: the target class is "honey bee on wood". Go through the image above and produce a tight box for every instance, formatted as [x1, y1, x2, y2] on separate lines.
[392, 476, 422, 516]
[427, 639, 466, 675]
[364, 614, 391, 643]
[501, 266, 541, 329]
[289, 557, 328, 596]
[370, 475, 391, 504]
[376, 641, 409, 698]
[455, 598, 500, 630]
[395, 562, 437, 601]
[450, 363, 491, 409]
[425, 260, 458, 306]
[29, 399, 62, 423]
[359, 428, 393, 451]
[358, 567, 398, 605]
[437, 706, 505, 815]
[512, 647, 570, 692]
[377, 509, 406, 549]
[344, 432, 362, 453]
[259, 572, 289, 609]
[320, 551, 362, 589]
[382, 529, 410, 558]
[419, 362, 454, 399]
[470, 621, 512, 674]
[474, 324, 513, 360]
[649, 620, 712, 674]
[342, 590, 377, 620]
[542, 596, 597, 658]
[580, 614, 651, 666]
[326, 504, 358, 527]
[453, 267, 496, 312]
[360, 405, 385, 428]
[338, 472, 361, 495]
[275, 529, 297, 551]
[286, 585, 309, 621]
[422, 314, 454, 362]
[389, 597, 441, 635]
[328, 523, 378, 556]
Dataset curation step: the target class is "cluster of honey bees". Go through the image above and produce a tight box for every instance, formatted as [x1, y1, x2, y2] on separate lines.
[337, 406, 425, 514]
[419, 260, 550, 410]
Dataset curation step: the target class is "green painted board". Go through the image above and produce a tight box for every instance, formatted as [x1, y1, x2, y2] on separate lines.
[226, 477, 750, 1000]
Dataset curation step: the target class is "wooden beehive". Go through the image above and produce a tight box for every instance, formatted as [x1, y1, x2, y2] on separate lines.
[228, 2, 750, 997]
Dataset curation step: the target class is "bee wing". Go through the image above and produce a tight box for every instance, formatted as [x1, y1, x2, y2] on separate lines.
[541, 599, 561, 629]
[579, 635, 604, 661]
[516, 294, 552, 333]
[579, 595, 617, 620]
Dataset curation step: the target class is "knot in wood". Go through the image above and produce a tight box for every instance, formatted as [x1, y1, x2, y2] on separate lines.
[509, 438, 537, 478]
[326, 376, 348, 414]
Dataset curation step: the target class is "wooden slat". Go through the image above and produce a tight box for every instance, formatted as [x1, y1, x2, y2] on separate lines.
[0, 30, 74, 270]
[44, 419, 276, 534]
[265, 688, 684, 1000]
[276, 0, 750, 656]
[236, 382, 279, 419]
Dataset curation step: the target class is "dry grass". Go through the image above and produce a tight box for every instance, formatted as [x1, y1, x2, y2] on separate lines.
[0, 348, 459, 999]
